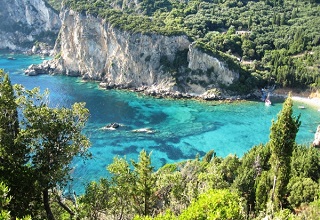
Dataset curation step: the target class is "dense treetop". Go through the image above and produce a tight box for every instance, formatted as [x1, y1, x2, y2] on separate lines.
[59, 0, 320, 90]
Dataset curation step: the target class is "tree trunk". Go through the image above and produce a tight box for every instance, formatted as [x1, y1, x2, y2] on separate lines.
[57, 195, 78, 219]
[43, 189, 55, 220]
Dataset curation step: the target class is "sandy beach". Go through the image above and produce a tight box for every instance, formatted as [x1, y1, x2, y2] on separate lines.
[272, 88, 320, 109]
[291, 96, 320, 109]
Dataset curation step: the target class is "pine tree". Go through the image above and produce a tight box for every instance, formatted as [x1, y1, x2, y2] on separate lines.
[0, 71, 36, 218]
[132, 150, 156, 216]
[107, 156, 135, 219]
[255, 171, 271, 212]
[268, 94, 300, 210]
[0, 71, 20, 164]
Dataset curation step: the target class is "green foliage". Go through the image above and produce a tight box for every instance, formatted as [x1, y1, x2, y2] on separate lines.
[16, 89, 91, 189]
[0, 181, 11, 219]
[132, 150, 156, 216]
[107, 156, 135, 219]
[268, 95, 300, 210]
[255, 171, 271, 212]
[287, 177, 319, 208]
[80, 178, 110, 219]
[0, 71, 41, 218]
[178, 189, 245, 220]
[290, 145, 320, 182]
[134, 209, 176, 220]
[232, 144, 271, 211]
[202, 149, 215, 163]
[0, 72, 91, 219]
[44, 0, 63, 11]
[15, 86, 91, 218]
[0, 182, 32, 220]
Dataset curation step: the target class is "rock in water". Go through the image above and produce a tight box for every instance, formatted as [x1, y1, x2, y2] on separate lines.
[313, 125, 320, 148]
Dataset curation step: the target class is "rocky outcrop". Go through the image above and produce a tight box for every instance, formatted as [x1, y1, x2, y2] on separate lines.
[0, 0, 61, 52]
[313, 125, 320, 148]
[33, 8, 239, 98]
[25, 59, 58, 76]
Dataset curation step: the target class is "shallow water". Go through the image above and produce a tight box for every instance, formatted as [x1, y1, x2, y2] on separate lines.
[1, 52, 319, 193]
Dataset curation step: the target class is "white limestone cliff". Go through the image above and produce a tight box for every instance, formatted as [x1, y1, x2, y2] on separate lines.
[0, 0, 61, 51]
[52, 8, 240, 97]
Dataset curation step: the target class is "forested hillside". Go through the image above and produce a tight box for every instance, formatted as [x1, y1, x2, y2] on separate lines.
[57, 0, 320, 91]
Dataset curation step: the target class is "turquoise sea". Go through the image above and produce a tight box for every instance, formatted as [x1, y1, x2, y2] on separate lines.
[1, 52, 319, 194]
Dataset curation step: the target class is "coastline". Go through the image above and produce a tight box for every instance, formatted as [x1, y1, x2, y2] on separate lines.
[8, 51, 319, 107]
[291, 96, 320, 109]
[272, 88, 320, 109]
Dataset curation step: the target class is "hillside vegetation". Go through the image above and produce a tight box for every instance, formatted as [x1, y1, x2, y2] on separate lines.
[59, 0, 320, 91]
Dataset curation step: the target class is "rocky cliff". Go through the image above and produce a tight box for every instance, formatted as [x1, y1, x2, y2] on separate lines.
[0, 0, 61, 52]
[42, 8, 239, 98]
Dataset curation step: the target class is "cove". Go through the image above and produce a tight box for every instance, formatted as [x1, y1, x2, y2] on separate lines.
[1, 52, 319, 194]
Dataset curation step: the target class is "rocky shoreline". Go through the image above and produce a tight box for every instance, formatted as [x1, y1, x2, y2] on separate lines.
[24, 57, 320, 105]
[24, 56, 259, 101]
[25, 59, 257, 101]
[23, 59, 320, 147]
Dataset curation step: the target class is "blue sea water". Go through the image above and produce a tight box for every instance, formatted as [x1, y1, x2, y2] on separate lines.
[1, 52, 319, 194]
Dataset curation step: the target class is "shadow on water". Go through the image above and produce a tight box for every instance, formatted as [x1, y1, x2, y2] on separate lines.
[112, 145, 139, 155]
[150, 143, 206, 161]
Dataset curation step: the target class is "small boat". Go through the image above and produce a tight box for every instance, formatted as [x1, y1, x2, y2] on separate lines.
[265, 99, 271, 106]
[7, 57, 16, 60]
[298, 106, 306, 109]
[265, 93, 271, 106]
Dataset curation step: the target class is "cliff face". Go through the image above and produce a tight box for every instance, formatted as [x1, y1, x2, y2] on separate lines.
[53, 9, 239, 96]
[0, 0, 61, 51]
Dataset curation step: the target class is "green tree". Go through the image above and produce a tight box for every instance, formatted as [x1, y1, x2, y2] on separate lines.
[0, 71, 40, 218]
[0, 181, 11, 220]
[107, 156, 135, 219]
[0, 181, 32, 220]
[202, 149, 215, 163]
[132, 150, 156, 216]
[15, 86, 91, 220]
[0, 71, 20, 163]
[178, 189, 245, 220]
[287, 177, 319, 208]
[268, 95, 300, 210]
[255, 171, 271, 212]
[290, 146, 320, 181]
[232, 144, 270, 212]
[80, 178, 110, 219]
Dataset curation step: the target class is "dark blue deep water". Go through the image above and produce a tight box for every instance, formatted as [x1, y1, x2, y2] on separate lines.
[1, 52, 319, 193]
